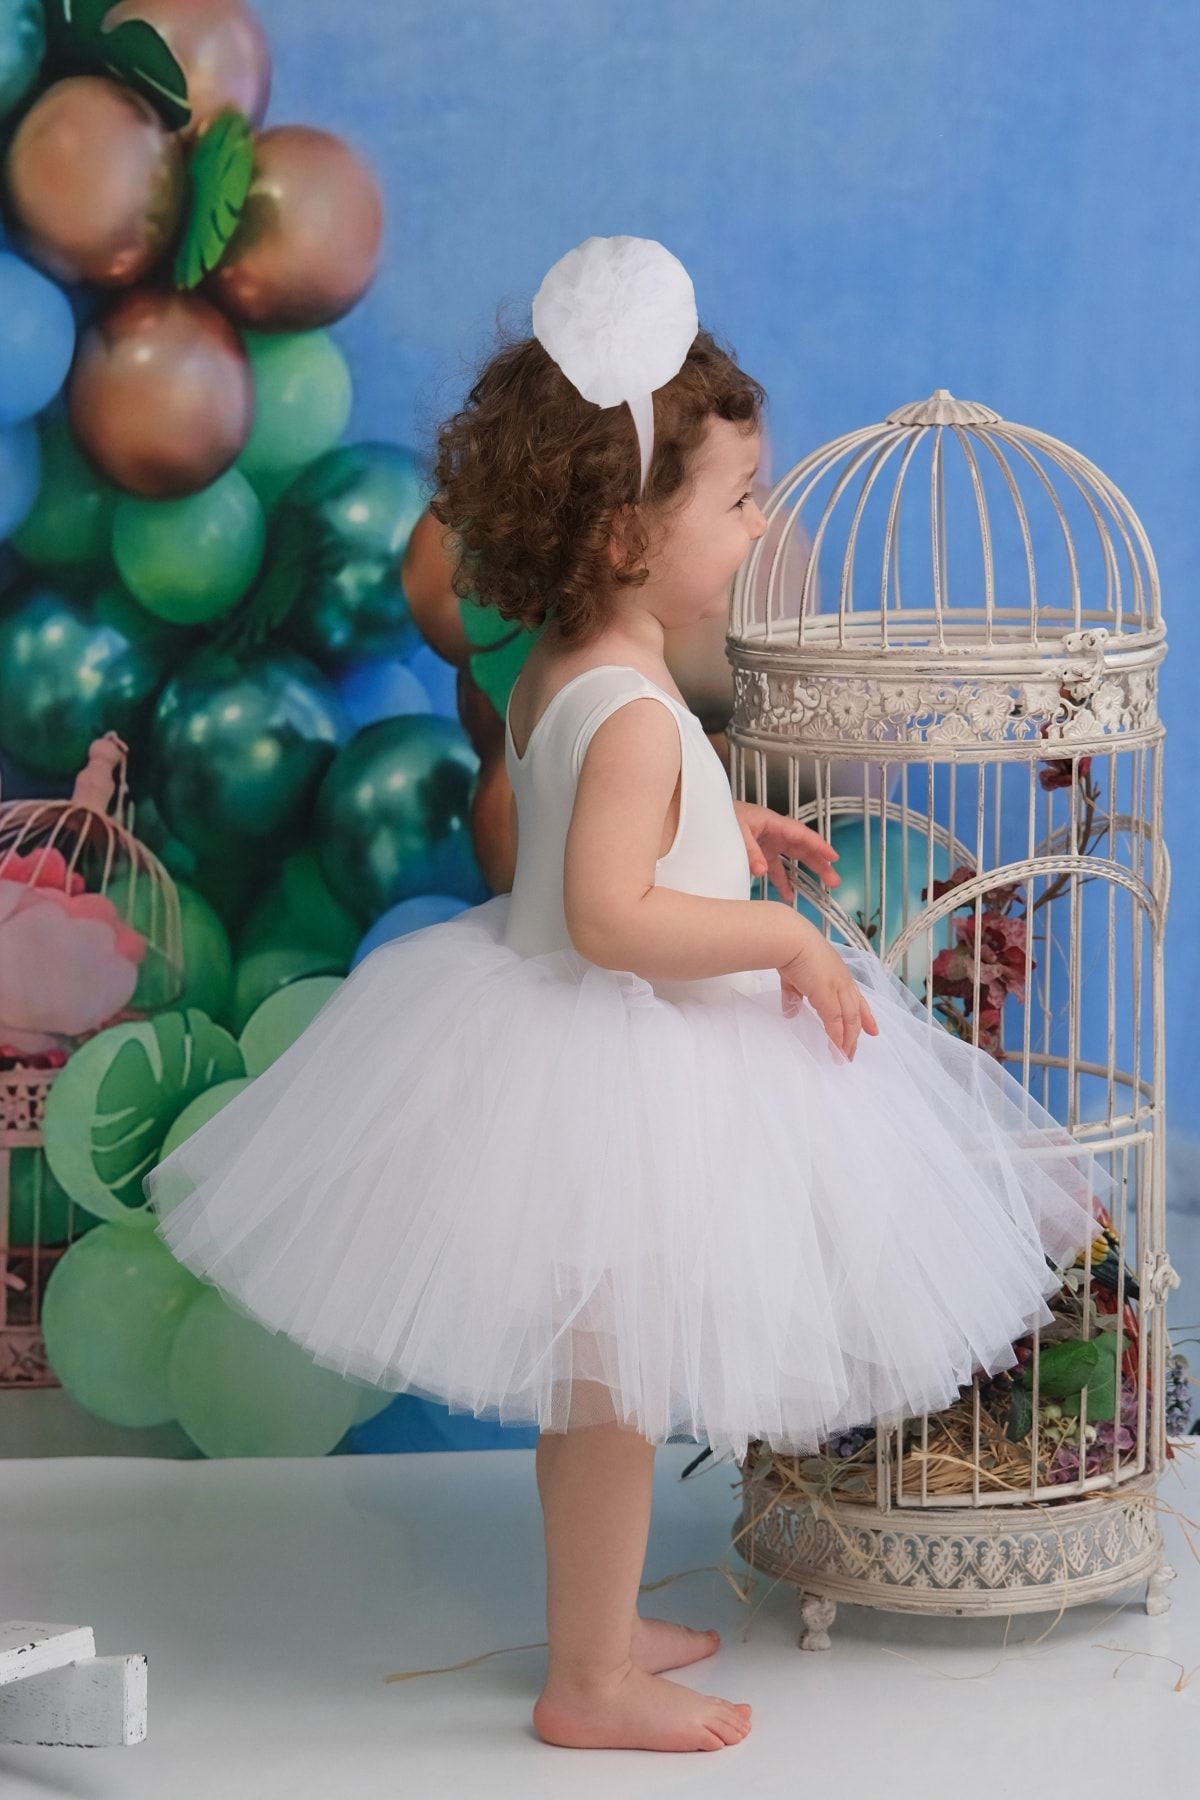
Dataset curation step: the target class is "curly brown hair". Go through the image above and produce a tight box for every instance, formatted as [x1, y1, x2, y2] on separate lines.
[425, 318, 766, 646]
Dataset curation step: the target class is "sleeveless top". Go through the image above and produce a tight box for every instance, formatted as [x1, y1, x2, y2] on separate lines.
[501, 663, 763, 1002]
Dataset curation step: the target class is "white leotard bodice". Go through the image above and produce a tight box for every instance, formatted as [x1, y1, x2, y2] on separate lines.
[501, 663, 761, 1000]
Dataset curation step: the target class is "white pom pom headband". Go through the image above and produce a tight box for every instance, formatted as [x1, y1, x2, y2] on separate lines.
[531, 235, 699, 498]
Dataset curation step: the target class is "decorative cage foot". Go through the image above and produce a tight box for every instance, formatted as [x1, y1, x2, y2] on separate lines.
[797, 1591, 837, 1651]
[1144, 1557, 1178, 1616]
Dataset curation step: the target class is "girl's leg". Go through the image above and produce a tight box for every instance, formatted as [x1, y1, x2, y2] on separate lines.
[531, 1383, 752, 1752]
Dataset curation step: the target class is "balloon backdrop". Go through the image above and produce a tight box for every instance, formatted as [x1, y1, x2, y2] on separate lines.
[255, 442, 428, 666]
[203, 124, 383, 329]
[0, 0, 45, 125]
[335, 656, 431, 731]
[225, 947, 343, 1037]
[351, 894, 470, 969]
[40, 1221, 204, 1426]
[314, 714, 488, 920]
[238, 973, 343, 1075]
[70, 288, 254, 498]
[112, 465, 264, 621]
[0, 250, 74, 423]
[147, 647, 349, 859]
[6, 1146, 90, 1248]
[106, 871, 233, 1019]
[102, 0, 272, 139]
[167, 1286, 363, 1457]
[235, 327, 352, 490]
[237, 849, 361, 963]
[0, 415, 38, 535]
[158, 1077, 254, 1164]
[3, 74, 187, 286]
[0, 582, 176, 774]
[9, 407, 117, 570]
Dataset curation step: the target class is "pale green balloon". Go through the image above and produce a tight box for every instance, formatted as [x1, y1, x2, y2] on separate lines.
[167, 1286, 362, 1457]
[9, 410, 116, 571]
[239, 974, 343, 1076]
[158, 1077, 255, 1170]
[236, 328, 352, 481]
[40, 1222, 205, 1427]
[111, 467, 265, 624]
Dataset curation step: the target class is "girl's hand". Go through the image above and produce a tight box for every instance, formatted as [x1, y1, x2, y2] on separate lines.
[777, 931, 879, 1061]
[733, 800, 840, 905]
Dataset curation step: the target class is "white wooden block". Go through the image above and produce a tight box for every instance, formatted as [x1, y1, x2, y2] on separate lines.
[0, 1652, 148, 1747]
[0, 1623, 96, 1687]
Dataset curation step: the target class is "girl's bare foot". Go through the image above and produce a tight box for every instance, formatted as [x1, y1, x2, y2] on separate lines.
[630, 1616, 720, 1672]
[532, 1661, 751, 1752]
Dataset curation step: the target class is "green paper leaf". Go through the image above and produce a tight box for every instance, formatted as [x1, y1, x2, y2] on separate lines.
[41, 1009, 245, 1226]
[43, 0, 191, 132]
[173, 108, 255, 289]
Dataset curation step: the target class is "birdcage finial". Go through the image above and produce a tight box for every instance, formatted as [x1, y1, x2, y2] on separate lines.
[885, 388, 1002, 426]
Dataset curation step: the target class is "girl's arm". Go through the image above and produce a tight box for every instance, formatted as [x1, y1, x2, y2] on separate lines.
[563, 698, 817, 983]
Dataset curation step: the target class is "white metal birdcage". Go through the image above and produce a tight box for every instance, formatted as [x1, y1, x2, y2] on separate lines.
[727, 389, 1182, 1643]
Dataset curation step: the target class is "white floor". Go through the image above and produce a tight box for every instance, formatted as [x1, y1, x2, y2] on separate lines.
[0, 1438, 1196, 1798]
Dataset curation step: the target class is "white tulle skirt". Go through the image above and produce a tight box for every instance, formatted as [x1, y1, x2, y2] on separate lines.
[143, 891, 1112, 1465]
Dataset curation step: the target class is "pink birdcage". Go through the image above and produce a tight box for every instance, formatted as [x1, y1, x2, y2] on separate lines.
[0, 732, 183, 1386]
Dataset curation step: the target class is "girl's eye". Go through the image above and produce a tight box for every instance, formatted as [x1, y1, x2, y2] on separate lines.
[734, 492, 752, 510]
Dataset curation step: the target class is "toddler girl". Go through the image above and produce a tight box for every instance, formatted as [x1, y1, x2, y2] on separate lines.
[145, 236, 1110, 1755]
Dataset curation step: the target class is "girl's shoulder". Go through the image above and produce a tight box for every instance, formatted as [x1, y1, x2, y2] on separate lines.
[507, 656, 688, 770]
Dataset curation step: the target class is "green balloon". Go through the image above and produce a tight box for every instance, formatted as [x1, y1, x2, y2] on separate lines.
[41, 1222, 204, 1427]
[258, 442, 427, 665]
[112, 466, 265, 624]
[6, 1147, 95, 1248]
[236, 329, 352, 482]
[107, 871, 233, 1017]
[237, 849, 361, 962]
[314, 714, 488, 919]
[158, 1077, 255, 1169]
[239, 974, 343, 1075]
[167, 1286, 362, 1457]
[225, 948, 344, 1037]
[0, 582, 174, 775]
[126, 788, 269, 934]
[42, 1009, 245, 1227]
[9, 410, 117, 571]
[148, 646, 349, 860]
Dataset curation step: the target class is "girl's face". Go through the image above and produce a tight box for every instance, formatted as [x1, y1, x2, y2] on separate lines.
[640, 416, 769, 627]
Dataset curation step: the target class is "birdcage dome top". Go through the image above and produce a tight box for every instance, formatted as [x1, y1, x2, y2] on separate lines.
[730, 388, 1162, 664]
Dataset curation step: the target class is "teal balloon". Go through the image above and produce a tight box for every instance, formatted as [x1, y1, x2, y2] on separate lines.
[263, 442, 427, 665]
[236, 328, 352, 483]
[9, 409, 116, 571]
[40, 1222, 205, 1427]
[167, 1286, 362, 1458]
[0, 0, 44, 125]
[314, 715, 488, 919]
[0, 582, 175, 775]
[794, 816, 953, 997]
[112, 467, 265, 624]
[148, 647, 350, 860]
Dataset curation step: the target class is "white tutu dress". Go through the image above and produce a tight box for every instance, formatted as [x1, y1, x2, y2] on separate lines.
[144, 663, 1112, 1465]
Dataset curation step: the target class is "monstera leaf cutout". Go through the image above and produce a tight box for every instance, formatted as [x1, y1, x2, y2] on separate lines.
[44, 0, 191, 130]
[174, 108, 255, 289]
[42, 1008, 244, 1228]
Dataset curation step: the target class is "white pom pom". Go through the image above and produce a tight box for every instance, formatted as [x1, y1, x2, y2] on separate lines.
[532, 235, 698, 491]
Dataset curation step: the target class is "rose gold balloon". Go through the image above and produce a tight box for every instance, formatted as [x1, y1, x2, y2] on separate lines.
[205, 125, 383, 329]
[68, 287, 253, 498]
[2, 76, 186, 286]
[102, 0, 272, 138]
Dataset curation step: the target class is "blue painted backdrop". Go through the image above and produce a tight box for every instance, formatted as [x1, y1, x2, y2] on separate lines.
[241, 0, 1199, 1447]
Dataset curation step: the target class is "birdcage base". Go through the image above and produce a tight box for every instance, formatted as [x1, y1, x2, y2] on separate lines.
[733, 1467, 1172, 1647]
